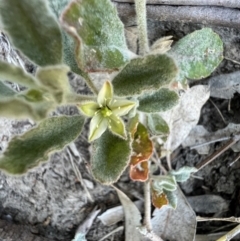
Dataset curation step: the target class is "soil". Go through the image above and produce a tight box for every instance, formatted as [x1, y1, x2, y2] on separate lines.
[1, 1, 240, 241]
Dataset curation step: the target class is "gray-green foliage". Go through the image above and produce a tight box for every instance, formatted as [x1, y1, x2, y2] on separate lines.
[47, 0, 84, 76]
[61, 0, 130, 72]
[138, 88, 179, 113]
[0, 116, 85, 174]
[0, 61, 38, 88]
[91, 130, 131, 184]
[0, 82, 16, 98]
[112, 54, 178, 96]
[0, 0, 62, 66]
[147, 114, 169, 135]
[169, 28, 223, 84]
[0, 0, 223, 194]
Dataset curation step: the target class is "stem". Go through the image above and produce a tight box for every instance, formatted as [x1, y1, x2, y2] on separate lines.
[216, 224, 240, 241]
[135, 0, 149, 55]
[166, 151, 172, 170]
[81, 72, 99, 95]
[195, 133, 240, 171]
[144, 178, 152, 231]
[65, 93, 96, 104]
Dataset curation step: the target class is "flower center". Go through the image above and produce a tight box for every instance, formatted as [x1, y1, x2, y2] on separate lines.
[101, 106, 112, 117]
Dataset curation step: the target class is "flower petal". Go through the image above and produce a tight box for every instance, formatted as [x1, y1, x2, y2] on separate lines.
[97, 81, 113, 107]
[108, 114, 126, 139]
[78, 101, 99, 117]
[111, 99, 136, 116]
[89, 112, 108, 142]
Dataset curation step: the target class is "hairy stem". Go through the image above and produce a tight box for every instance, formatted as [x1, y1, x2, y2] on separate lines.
[135, 0, 149, 55]
[81, 72, 99, 95]
[65, 93, 96, 104]
[144, 178, 152, 231]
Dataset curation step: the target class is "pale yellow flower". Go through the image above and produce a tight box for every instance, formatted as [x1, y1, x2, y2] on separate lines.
[79, 81, 135, 142]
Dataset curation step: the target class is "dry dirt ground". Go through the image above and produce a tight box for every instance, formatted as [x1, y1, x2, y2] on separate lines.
[1, 1, 240, 241]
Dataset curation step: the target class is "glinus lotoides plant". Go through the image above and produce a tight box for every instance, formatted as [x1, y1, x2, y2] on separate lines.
[0, 0, 223, 222]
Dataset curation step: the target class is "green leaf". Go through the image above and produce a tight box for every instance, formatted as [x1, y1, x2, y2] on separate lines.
[169, 166, 197, 183]
[91, 130, 131, 184]
[0, 81, 16, 98]
[20, 89, 45, 102]
[169, 28, 223, 83]
[112, 54, 178, 96]
[147, 113, 169, 135]
[48, 0, 84, 76]
[152, 175, 177, 193]
[0, 98, 54, 121]
[163, 189, 177, 209]
[0, 61, 38, 88]
[36, 65, 71, 103]
[0, 115, 85, 174]
[0, 0, 63, 66]
[61, 0, 130, 72]
[138, 88, 179, 113]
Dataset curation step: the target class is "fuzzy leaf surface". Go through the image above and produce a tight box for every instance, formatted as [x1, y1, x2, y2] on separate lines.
[0, 98, 52, 120]
[0, 0, 62, 66]
[164, 189, 178, 209]
[147, 113, 169, 136]
[91, 130, 131, 184]
[48, 0, 84, 76]
[130, 122, 153, 181]
[0, 61, 38, 88]
[61, 0, 129, 72]
[0, 82, 16, 98]
[36, 65, 71, 103]
[0, 115, 85, 174]
[138, 88, 179, 113]
[169, 28, 223, 83]
[112, 54, 178, 96]
[170, 166, 197, 183]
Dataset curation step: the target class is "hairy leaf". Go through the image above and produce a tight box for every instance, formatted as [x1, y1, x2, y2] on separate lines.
[138, 88, 179, 113]
[169, 28, 223, 83]
[48, 0, 84, 76]
[0, 61, 38, 88]
[163, 189, 177, 209]
[112, 54, 178, 96]
[147, 113, 169, 136]
[152, 175, 177, 193]
[61, 0, 129, 72]
[36, 65, 71, 103]
[130, 122, 153, 182]
[91, 130, 131, 184]
[0, 115, 85, 174]
[0, 0, 62, 66]
[0, 98, 53, 120]
[169, 166, 197, 183]
[0, 82, 16, 98]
